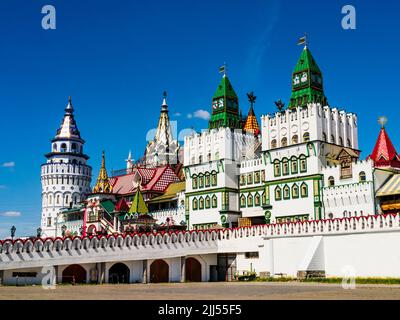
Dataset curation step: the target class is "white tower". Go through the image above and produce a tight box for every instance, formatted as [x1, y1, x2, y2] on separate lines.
[40, 97, 92, 237]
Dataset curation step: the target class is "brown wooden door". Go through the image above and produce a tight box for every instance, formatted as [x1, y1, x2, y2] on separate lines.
[185, 258, 202, 282]
[62, 264, 87, 284]
[150, 260, 169, 283]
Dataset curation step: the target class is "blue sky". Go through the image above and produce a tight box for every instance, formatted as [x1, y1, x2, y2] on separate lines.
[0, 0, 399, 238]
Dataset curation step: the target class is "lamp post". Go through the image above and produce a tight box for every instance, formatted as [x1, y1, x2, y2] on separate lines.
[37, 227, 42, 238]
[61, 225, 67, 237]
[10, 226, 16, 240]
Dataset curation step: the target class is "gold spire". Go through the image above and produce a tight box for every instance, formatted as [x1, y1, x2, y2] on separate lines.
[93, 151, 113, 193]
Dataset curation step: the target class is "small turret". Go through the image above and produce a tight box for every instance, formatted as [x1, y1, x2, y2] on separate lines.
[93, 151, 113, 193]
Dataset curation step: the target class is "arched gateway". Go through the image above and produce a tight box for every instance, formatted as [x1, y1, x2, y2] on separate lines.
[185, 258, 202, 282]
[108, 263, 130, 284]
[150, 259, 169, 283]
[62, 264, 87, 284]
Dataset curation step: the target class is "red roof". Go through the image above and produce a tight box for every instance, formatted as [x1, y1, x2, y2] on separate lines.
[115, 198, 129, 212]
[109, 165, 180, 196]
[368, 128, 400, 168]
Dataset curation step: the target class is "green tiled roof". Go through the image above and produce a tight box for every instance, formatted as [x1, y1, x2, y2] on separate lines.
[100, 200, 115, 214]
[289, 47, 327, 109]
[212, 76, 238, 99]
[293, 47, 322, 74]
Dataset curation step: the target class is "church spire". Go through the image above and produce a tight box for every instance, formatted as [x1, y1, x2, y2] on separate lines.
[289, 46, 327, 109]
[93, 151, 113, 193]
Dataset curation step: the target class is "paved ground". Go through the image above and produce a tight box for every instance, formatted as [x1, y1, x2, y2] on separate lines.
[1, 282, 400, 300]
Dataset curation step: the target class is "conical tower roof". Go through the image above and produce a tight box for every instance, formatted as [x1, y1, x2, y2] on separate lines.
[209, 74, 242, 130]
[55, 96, 82, 140]
[212, 75, 238, 100]
[129, 188, 149, 215]
[289, 47, 327, 109]
[369, 125, 400, 168]
[93, 151, 113, 193]
[243, 106, 260, 135]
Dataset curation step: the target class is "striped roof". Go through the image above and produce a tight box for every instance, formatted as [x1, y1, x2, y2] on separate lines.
[377, 175, 400, 197]
[243, 106, 260, 135]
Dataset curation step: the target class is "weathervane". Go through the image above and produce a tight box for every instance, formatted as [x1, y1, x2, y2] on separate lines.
[274, 99, 286, 112]
[378, 116, 388, 128]
[219, 62, 227, 76]
[247, 92, 257, 108]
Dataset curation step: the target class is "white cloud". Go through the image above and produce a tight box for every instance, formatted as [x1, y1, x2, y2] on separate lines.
[187, 113, 193, 119]
[2, 162, 15, 168]
[173, 112, 181, 117]
[0, 211, 22, 217]
[193, 110, 211, 121]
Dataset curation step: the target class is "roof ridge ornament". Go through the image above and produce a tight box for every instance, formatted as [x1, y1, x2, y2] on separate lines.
[378, 116, 388, 129]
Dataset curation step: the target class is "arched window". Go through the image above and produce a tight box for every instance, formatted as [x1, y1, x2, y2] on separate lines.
[192, 176, 198, 189]
[61, 143, 67, 152]
[49, 194, 53, 205]
[303, 132, 310, 142]
[212, 195, 218, 208]
[359, 171, 366, 182]
[281, 137, 288, 147]
[301, 183, 308, 198]
[207, 153, 211, 162]
[71, 143, 78, 153]
[56, 194, 60, 204]
[322, 133, 327, 142]
[328, 176, 335, 187]
[255, 194, 261, 206]
[205, 196, 211, 209]
[199, 155, 203, 163]
[292, 184, 299, 199]
[240, 195, 246, 208]
[275, 187, 282, 201]
[205, 174, 211, 187]
[282, 159, 289, 176]
[283, 185, 290, 199]
[199, 197, 204, 210]
[271, 139, 277, 149]
[274, 160, 281, 177]
[215, 152, 220, 160]
[198, 175, 204, 188]
[192, 198, 198, 210]
[247, 194, 254, 207]
[211, 173, 217, 186]
[300, 156, 307, 173]
[291, 157, 298, 173]
[52, 143, 57, 152]
[292, 135, 299, 144]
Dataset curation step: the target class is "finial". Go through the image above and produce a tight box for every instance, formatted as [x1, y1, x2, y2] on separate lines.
[161, 90, 168, 110]
[68, 96, 72, 103]
[219, 63, 227, 77]
[378, 116, 388, 129]
[247, 92, 257, 108]
[298, 33, 308, 48]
